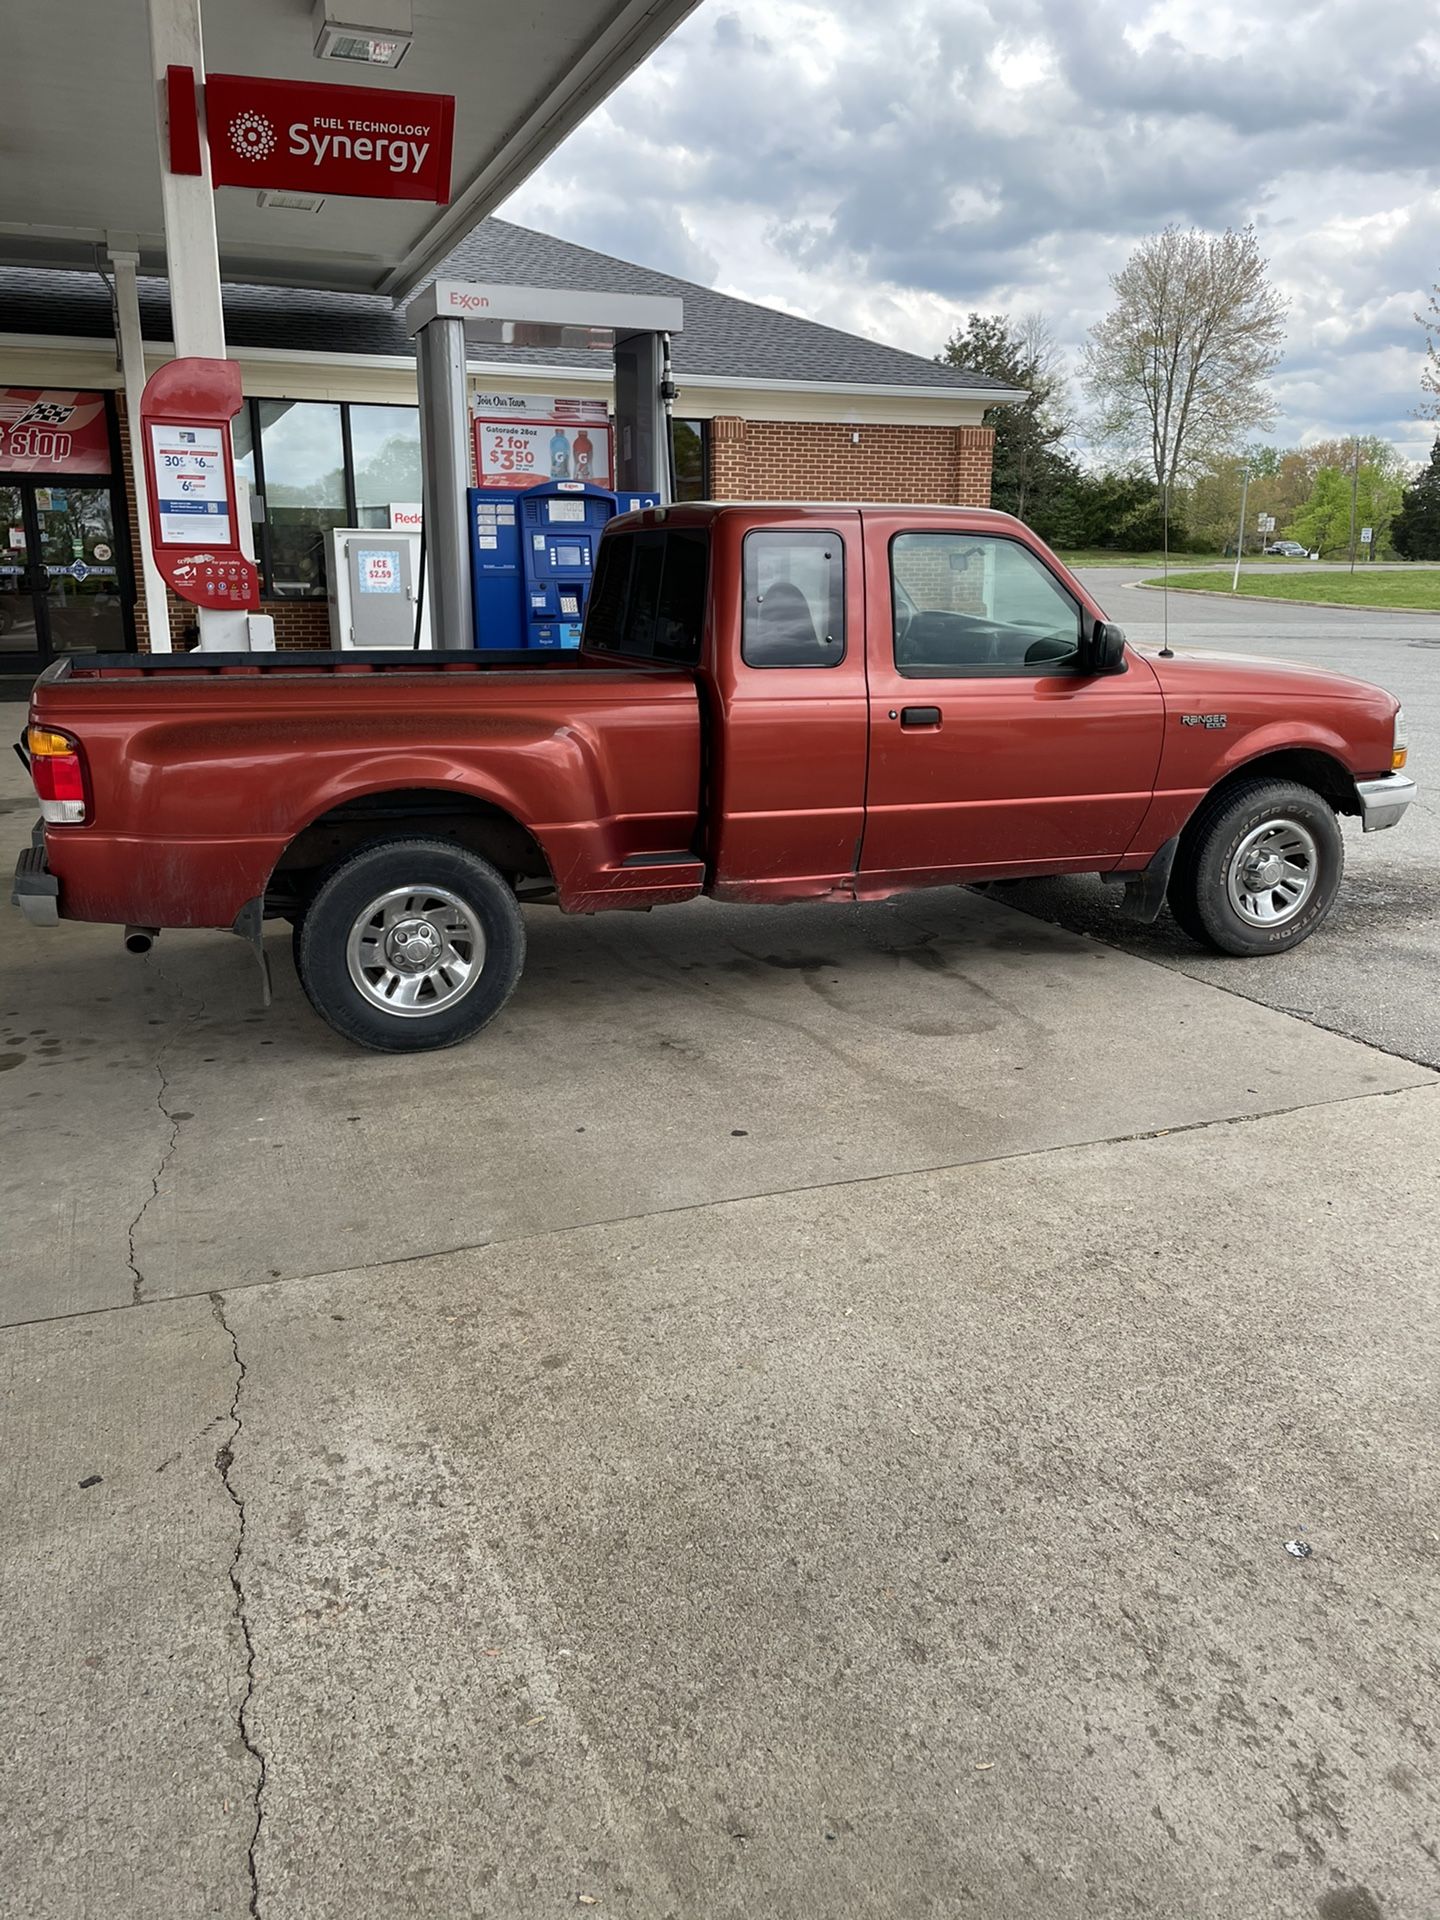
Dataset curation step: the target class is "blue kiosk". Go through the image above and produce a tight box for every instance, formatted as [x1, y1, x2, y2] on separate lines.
[469, 479, 660, 650]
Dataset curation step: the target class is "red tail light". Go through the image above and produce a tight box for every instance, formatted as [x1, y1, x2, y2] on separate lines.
[28, 726, 88, 825]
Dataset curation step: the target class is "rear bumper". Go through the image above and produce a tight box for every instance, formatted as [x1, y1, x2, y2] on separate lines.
[11, 833, 59, 927]
[1355, 772, 1417, 833]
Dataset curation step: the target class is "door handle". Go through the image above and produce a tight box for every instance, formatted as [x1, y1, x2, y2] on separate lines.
[900, 705, 942, 728]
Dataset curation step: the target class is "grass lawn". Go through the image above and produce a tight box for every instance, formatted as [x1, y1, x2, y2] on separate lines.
[1136, 569, 1440, 611]
[1055, 549, 1231, 568]
[1053, 549, 1320, 569]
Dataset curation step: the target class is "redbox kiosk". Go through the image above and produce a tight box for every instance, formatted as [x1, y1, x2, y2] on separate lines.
[138, 358, 260, 614]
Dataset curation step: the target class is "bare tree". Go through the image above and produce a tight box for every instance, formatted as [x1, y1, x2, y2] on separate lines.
[1082, 226, 1286, 490]
[1419, 282, 1440, 419]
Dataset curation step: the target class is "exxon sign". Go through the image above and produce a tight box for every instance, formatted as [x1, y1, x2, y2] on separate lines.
[205, 73, 453, 204]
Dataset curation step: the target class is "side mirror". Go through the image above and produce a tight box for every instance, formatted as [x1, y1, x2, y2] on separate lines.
[1084, 618, 1128, 676]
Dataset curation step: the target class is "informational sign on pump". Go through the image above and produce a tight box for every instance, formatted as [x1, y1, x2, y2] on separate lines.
[148, 423, 232, 544]
[138, 359, 259, 611]
[471, 395, 612, 491]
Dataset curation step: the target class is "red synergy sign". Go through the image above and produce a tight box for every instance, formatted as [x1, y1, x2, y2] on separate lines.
[0, 390, 111, 474]
[205, 73, 453, 203]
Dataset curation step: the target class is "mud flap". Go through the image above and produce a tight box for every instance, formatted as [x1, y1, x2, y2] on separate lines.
[231, 896, 273, 1008]
[1114, 836, 1179, 923]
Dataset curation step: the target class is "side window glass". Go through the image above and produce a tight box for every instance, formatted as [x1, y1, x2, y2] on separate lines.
[742, 530, 844, 668]
[891, 533, 1081, 676]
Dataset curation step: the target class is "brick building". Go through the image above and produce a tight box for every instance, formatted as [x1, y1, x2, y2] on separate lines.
[0, 218, 1017, 666]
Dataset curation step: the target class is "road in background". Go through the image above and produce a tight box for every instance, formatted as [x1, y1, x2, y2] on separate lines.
[996, 569, 1440, 1067]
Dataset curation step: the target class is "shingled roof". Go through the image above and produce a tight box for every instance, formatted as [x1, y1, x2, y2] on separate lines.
[0, 216, 1014, 397]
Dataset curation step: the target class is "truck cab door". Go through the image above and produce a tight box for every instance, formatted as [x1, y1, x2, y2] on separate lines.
[705, 511, 870, 901]
[860, 520, 1164, 884]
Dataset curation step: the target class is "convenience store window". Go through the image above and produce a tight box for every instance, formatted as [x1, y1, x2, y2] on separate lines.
[237, 399, 421, 598]
[673, 419, 709, 501]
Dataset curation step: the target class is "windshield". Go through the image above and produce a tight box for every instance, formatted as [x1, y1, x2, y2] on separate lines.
[584, 529, 709, 665]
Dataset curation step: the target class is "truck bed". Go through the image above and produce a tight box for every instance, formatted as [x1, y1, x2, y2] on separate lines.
[30, 647, 704, 926]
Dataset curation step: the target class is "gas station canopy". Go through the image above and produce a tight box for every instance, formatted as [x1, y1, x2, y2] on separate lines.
[0, 0, 700, 296]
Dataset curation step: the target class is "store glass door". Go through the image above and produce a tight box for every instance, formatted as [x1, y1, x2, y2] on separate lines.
[0, 479, 127, 670]
[0, 484, 43, 658]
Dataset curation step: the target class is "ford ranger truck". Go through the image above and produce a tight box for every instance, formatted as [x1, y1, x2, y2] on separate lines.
[11, 504, 1415, 1052]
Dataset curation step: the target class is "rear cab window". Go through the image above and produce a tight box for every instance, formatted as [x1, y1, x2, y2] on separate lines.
[584, 528, 709, 664]
[741, 530, 845, 668]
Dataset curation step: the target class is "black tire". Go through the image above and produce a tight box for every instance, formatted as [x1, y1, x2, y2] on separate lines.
[293, 837, 526, 1052]
[1167, 777, 1344, 956]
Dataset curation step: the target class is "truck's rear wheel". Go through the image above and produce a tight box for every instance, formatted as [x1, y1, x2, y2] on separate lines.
[294, 837, 525, 1051]
[1168, 777, 1343, 956]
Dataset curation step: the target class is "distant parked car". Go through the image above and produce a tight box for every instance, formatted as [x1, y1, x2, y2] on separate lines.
[1263, 540, 1311, 558]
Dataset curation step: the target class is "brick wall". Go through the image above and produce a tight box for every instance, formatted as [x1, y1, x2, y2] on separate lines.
[708, 417, 995, 506]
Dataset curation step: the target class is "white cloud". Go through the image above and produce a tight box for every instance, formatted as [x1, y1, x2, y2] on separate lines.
[503, 0, 1440, 464]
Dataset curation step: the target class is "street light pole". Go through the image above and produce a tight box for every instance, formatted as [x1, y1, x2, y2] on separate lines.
[1348, 438, 1360, 575]
[1231, 467, 1250, 593]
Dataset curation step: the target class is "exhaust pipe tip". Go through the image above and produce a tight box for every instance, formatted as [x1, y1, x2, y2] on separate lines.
[124, 926, 159, 955]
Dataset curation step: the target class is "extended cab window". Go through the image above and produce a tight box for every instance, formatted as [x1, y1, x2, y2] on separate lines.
[742, 530, 844, 668]
[584, 529, 708, 665]
[891, 533, 1081, 676]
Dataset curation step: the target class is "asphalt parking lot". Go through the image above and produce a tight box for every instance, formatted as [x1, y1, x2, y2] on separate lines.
[3, 586, 1439, 1920]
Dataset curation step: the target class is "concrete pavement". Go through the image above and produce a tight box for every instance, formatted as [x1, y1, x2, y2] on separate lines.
[5, 1090, 1439, 1919]
[4, 665, 1440, 1919]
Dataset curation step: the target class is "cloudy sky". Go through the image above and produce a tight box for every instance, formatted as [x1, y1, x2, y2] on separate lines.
[504, 0, 1440, 464]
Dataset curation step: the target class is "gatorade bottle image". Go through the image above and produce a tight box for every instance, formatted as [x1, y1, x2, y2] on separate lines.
[573, 429, 594, 480]
[549, 429, 571, 478]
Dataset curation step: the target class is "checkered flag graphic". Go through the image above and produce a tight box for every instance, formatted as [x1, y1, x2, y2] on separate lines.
[16, 401, 75, 427]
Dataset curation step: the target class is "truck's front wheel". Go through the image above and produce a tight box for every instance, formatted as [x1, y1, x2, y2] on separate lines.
[294, 837, 526, 1051]
[1168, 777, 1344, 956]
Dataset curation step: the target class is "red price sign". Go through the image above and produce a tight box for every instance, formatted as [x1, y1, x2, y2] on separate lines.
[473, 414, 613, 490]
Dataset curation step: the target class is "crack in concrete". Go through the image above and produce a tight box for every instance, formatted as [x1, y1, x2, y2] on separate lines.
[211, 1291, 266, 1919]
[125, 956, 207, 1306]
[126, 1061, 181, 1306]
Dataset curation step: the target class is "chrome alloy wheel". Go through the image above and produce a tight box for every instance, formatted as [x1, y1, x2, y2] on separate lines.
[1225, 817, 1320, 929]
[345, 885, 486, 1017]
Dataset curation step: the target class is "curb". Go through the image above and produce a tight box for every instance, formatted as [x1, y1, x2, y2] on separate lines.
[1127, 582, 1440, 617]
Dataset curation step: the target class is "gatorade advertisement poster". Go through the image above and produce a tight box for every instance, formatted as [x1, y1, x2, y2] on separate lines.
[471, 394, 612, 491]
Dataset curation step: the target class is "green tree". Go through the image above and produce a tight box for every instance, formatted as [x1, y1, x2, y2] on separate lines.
[939, 311, 1073, 522]
[1082, 225, 1286, 489]
[1391, 438, 1440, 559]
[1290, 454, 1404, 558]
[1035, 466, 1167, 551]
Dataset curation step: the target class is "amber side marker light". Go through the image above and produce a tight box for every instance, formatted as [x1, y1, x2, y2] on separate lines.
[1392, 707, 1408, 772]
[27, 725, 88, 824]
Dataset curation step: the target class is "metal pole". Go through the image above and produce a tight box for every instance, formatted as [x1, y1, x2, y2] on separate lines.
[1231, 467, 1249, 592]
[147, 0, 246, 648]
[416, 315, 472, 649]
[1348, 439, 1360, 575]
[146, 0, 225, 360]
[107, 246, 173, 653]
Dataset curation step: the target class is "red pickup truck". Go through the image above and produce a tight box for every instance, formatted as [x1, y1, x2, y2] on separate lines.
[12, 503, 1415, 1052]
